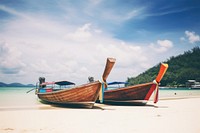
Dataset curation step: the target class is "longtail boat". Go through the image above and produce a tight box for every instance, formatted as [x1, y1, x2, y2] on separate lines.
[101, 63, 168, 105]
[35, 58, 116, 108]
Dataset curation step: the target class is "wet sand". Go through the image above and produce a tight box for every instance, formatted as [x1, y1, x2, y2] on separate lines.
[0, 97, 200, 133]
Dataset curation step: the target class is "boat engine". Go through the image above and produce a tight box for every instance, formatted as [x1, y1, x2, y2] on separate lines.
[88, 76, 94, 83]
[39, 77, 46, 88]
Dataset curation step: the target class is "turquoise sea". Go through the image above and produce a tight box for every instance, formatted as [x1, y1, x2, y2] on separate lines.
[159, 87, 200, 99]
[0, 87, 200, 108]
[0, 87, 39, 107]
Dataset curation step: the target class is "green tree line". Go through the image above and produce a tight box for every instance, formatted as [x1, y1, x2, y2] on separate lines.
[127, 46, 200, 87]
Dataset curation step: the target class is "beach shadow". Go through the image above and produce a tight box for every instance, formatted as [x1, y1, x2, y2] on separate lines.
[93, 103, 117, 110]
[51, 103, 116, 110]
[153, 105, 169, 108]
[38, 100, 168, 110]
[39, 100, 107, 110]
[92, 105, 108, 110]
[97, 102, 169, 109]
[51, 104, 94, 109]
[100, 101, 147, 106]
[145, 104, 158, 108]
[144, 103, 169, 108]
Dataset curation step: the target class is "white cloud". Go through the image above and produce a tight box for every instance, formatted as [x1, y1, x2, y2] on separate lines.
[0, 17, 154, 84]
[0, 5, 30, 19]
[0, 5, 168, 84]
[185, 31, 200, 44]
[143, 8, 191, 18]
[149, 39, 173, 53]
[64, 23, 93, 42]
[123, 8, 145, 21]
[0, 41, 26, 74]
[88, 0, 103, 5]
[180, 37, 186, 42]
[100, 8, 144, 24]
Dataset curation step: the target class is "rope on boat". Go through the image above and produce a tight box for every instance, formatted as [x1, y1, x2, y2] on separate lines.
[98, 77, 108, 103]
[153, 79, 158, 85]
[153, 79, 159, 103]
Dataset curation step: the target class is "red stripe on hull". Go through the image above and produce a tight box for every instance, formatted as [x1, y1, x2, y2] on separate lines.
[144, 84, 157, 100]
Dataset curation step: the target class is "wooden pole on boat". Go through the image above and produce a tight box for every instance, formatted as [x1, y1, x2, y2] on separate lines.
[99, 58, 116, 103]
[102, 58, 116, 82]
[156, 63, 168, 83]
[154, 63, 168, 103]
[145, 63, 168, 103]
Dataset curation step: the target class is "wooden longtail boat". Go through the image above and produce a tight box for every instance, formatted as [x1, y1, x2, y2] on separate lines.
[35, 58, 116, 108]
[101, 63, 168, 105]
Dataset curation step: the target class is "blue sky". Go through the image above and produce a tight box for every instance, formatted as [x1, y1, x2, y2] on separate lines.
[0, 0, 200, 84]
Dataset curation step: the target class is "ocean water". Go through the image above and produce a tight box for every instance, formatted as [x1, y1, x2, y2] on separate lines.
[159, 88, 200, 99]
[0, 87, 200, 107]
[0, 87, 40, 107]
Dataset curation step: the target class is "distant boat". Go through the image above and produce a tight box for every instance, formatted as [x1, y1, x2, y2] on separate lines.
[100, 63, 168, 105]
[190, 84, 200, 89]
[186, 80, 200, 89]
[35, 58, 116, 108]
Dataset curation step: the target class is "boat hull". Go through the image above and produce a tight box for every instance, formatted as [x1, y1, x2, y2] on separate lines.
[37, 81, 101, 108]
[102, 82, 154, 105]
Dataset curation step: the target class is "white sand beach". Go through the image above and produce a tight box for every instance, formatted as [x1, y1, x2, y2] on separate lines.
[0, 97, 200, 133]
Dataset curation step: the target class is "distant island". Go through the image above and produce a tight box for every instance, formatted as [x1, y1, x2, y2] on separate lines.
[127, 46, 200, 87]
[0, 82, 35, 87]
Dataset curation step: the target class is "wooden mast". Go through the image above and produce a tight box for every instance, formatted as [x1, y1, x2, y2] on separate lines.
[99, 58, 116, 103]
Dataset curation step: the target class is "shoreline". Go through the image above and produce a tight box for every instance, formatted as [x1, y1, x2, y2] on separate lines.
[0, 97, 200, 133]
[159, 95, 200, 100]
[0, 95, 200, 110]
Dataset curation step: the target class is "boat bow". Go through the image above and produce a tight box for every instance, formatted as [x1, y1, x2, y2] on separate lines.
[145, 63, 168, 103]
[99, 58, 116, 103]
